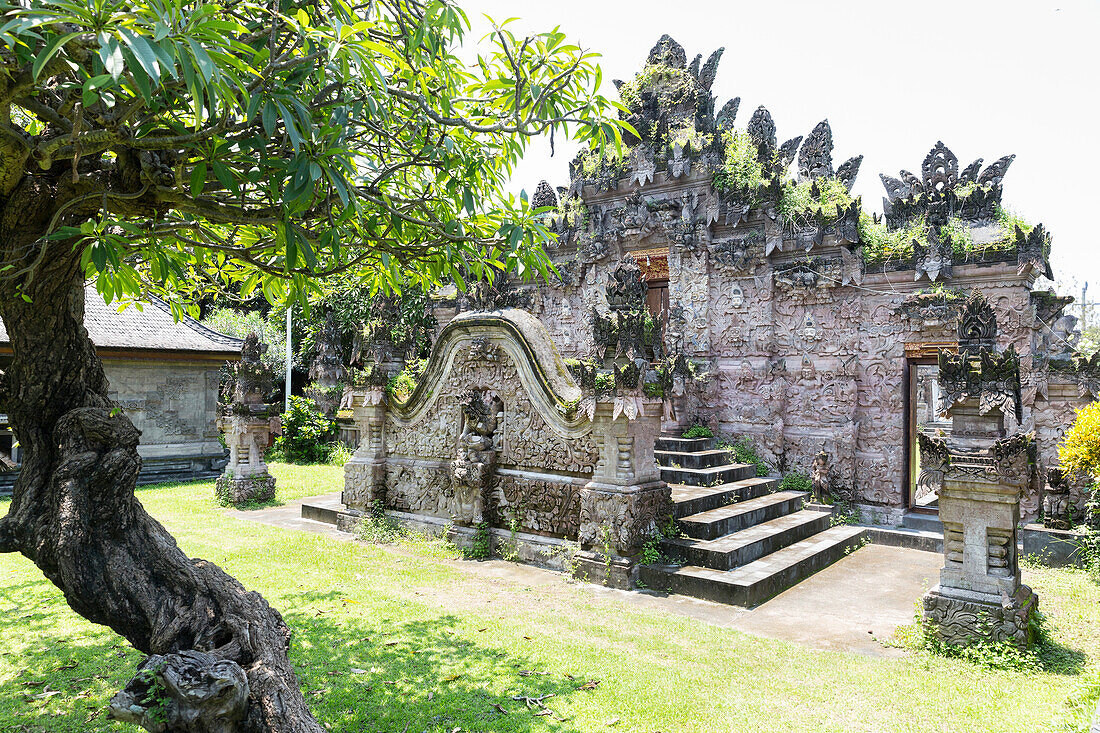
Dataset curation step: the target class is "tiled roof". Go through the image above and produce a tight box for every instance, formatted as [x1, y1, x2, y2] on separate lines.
[0, 285, 243, 355]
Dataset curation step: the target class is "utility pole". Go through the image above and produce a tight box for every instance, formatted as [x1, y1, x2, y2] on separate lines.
[285, 306, 292, 412]
[1083, 282, 1089, 332]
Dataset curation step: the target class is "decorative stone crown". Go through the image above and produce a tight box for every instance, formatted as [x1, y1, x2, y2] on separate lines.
[605, 255, 648, 312]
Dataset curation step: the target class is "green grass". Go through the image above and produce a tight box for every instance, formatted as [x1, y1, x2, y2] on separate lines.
[2, 472, 1100, 732]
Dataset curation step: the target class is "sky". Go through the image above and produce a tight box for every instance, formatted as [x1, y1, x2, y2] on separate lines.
[462, 0, 1100, 306]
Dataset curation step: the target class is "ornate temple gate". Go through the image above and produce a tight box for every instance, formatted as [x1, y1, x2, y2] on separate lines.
[342, 308, 670, 587]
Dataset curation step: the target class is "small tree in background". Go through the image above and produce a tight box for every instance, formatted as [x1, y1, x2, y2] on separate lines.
[1059, 402, 1100, 534]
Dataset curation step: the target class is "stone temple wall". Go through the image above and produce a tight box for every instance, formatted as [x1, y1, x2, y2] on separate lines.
[436, 183, 1090, 525]
[429, 34, 1094, 524]
[344, 309, 668, 579]
[106, 357, 225, 461]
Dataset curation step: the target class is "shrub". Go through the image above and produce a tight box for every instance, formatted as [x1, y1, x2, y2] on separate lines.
[1059, 402, 1100, 483]
[682, 423, 714, 439]
[780, 470, 812, 493]
[274, 396, 337, 463]
[720, 436, 770, 477]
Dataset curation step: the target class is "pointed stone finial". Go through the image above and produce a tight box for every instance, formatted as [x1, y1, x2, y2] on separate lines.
[647, 34, 687, 68]
[698, 48, 724, 91]
[531, 180, 558, 210]
[747, 106, 776, 158]
[797, 119, 834, 180]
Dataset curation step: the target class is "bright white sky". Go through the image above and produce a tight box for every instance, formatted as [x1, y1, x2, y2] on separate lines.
[464, 0, 1099, 301]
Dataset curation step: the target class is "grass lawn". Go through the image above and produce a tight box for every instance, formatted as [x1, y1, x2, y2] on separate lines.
[1, 463, 1099, 732]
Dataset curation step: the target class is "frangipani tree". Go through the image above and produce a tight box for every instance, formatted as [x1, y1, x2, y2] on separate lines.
[0, 0, 626, 729]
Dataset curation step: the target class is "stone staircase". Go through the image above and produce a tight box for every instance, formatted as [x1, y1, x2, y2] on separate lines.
[640, 435, 867, 607]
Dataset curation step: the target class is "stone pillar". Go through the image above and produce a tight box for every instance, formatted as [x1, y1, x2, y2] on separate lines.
[215, 411, 277, 506]
[574, 397, 670, 589]
[921, 397, 1038, 648]
[342, 390, 388, 512]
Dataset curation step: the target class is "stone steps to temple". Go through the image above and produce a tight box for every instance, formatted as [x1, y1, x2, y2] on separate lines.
[639, 525, 868, 607]
[655, 435, 715, 453]
[678, 490, 809, 541]
[660, 462, 757, 487]
[661, 509, 833, 570]
[655, 448, 732, 470]
[644, 432, 867, 608]
[669, 476, 779, 518]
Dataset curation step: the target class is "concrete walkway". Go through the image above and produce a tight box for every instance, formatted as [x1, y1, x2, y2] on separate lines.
[230, 492, 941, 658]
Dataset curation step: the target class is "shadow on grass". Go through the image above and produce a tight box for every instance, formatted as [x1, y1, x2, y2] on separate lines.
[282, 590, 589, 732]
[1, 580, 593, 732]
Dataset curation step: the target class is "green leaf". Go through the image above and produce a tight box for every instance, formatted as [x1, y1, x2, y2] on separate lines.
[120, 29, 161, 81]
[33, 32, 80, 80]
[190, 162, 208, 197]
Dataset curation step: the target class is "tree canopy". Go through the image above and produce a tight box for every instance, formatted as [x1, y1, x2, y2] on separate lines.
[0, 1, 628, 729]
[0, 0, 628, 312]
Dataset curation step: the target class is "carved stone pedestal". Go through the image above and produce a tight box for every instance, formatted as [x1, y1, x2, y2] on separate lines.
[342, 390, 387, 511]
[215, 411, 278, 506]
[923, 584, 1037, 649]
[575, 398, 670, 589]
[919, 393, 1038, 648]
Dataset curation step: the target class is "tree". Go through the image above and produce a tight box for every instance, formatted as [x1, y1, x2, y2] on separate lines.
[0, 0, 626, 729]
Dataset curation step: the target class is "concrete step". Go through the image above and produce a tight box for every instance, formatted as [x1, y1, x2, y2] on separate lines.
[655, 435, 715, 452]
[663, 509, 832, 570]
[639, 525, 868, 607]
[669, 477, 779, 518]
[901, 512, 943, 533]
[660, 462, 756, 487]
[679, 491, 809, 541]
[655, 449, 732, 470]
[301, 496, 346, 525]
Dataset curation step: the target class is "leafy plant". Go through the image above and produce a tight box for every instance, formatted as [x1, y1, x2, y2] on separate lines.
[682, 423, 714, 439]
[1059, 402, 1100, 482]
[274, 396, 337, 464]
[780, 470, 812, 494]
[719, 436, 770, 477]
[712, 130, 769, 196]
[465, 522, 492, 560]
[778, 176, 854, 230]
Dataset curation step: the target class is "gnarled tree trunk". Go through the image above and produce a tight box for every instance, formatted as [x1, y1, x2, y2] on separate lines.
[0, 176, 322, 732]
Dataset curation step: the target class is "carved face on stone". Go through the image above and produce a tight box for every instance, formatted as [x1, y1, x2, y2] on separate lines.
[730, 286, 744, 308]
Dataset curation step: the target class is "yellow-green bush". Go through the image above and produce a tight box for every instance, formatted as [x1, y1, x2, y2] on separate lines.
[1059, 401, 1100, 480]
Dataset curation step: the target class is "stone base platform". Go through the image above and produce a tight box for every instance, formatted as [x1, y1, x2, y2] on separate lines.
[216, 474, 276, 506]
[300, 498, 582, 573]
[922, 584, 1038, 649]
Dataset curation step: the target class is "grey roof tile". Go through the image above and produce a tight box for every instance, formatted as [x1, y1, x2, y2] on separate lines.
[0, 285, 243, 354]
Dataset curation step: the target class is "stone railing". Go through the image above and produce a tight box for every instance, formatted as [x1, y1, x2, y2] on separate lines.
[343, 308, 669, 588]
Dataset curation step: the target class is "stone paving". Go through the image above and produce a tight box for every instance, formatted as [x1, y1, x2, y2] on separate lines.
[231, 491, 942, 658]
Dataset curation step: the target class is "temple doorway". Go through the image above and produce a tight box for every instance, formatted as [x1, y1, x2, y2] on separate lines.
[906, 359, 952, 512]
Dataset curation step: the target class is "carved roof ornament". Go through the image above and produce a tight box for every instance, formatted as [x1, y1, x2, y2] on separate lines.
[797, 120, 834, 181]
[957, 291, 998, 355]
[697, 48, 724, 91]
[880, 143, 1014, 229]
[531, 180, 558, 210]
[715, 98, 740, 132]
[629, 147, 657, 186]
[922, 141, 958, 193]
[913, 236, 953, 283]
[937, 346, 1023, 423]
[978, 154, 1016, 187]
[777, 136, 803, 172]
[959, 158, 983, 185]
[1015, 223, 1054, 279]
[747, 106, 777, 162]
[836, 155, 863, 191]
[1030, 290, 1074, 326]
[647, 34, 687, 68]
[605, 254, 648, 312]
